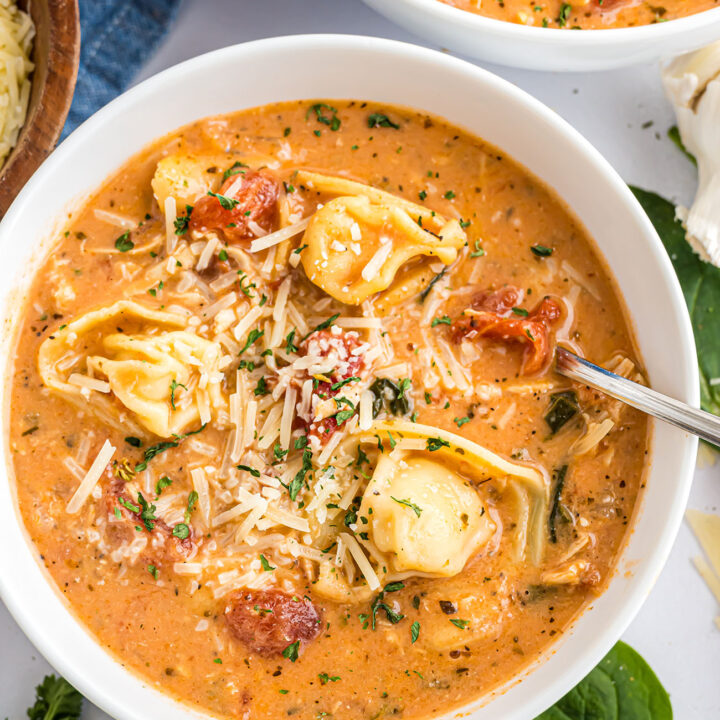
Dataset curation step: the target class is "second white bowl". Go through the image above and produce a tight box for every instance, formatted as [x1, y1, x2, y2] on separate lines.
[363, 0, 720, 72]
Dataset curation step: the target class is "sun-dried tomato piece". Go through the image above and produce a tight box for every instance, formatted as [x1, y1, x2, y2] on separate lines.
[189, 169, 280, 244]
[452, 287, 561, 375]
[298, 329, 367, 443]
[225, 589, 322, 657]
[105, 472, 196, 562]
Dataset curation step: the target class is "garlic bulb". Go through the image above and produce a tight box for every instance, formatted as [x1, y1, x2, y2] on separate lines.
[662, 41, 720, 267]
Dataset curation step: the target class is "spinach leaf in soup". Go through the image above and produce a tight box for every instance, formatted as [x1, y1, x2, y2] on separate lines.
[545, 391, 579, 435]
[630, 187, 720, 418]
[369, 377, 412, 417]
[535, 641, 672, 719]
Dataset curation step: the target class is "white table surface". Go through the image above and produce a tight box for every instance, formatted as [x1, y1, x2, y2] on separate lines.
[2, 0, 718, 717]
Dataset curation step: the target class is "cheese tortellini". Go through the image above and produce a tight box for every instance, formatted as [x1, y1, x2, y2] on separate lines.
[362, 421, 550, 569]
[152, 154, 228, 210]
[39, 300, 227, 438]
[360, 452, 495, 576]
[152, 152, 279, 211]
[296, 171, 467, 304]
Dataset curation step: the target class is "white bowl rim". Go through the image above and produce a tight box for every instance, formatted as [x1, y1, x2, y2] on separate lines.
[0, 33, 699, 720]
[370, 0, 720, 45]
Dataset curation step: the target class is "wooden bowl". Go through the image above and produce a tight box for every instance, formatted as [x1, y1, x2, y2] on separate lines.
[0, 0, 80, 217]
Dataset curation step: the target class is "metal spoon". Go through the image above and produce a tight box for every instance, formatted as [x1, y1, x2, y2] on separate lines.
[555, 347, 720, 448]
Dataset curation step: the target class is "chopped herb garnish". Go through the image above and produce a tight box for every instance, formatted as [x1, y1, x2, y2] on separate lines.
[426, 437, 450, 452]
[511, 307, 529, 317]
[557, 2, 572, 26]
[307, 103, 341, 131]
[454, 416, 471, 428]
[254, 377, 269, 396]
[155, 476, 172, 495]
[222, 160, 248, 182]
[410, 621, 420, 643]
[137, 492, 157, 531]
[287, 450, 312, 501]
[330, 376, 360, 391]
[443, 190, 456, 200]
[126, 436, 142, 448]
[318, 672, 341, 685]
[431, 315, 452, 328]
[294, 435, 308, 450]
[169, 378, 188, 410]
[147, 564, 159, 580]
[335, 408, 355, 425]
[285, 329, 298, 354]
[185, 490, 198, 522]
[207, 190, 238, 210]
[302, 313, 340, 341]
[470, 239, 485, 258]
[218, 249, 228, 262]
[391, 496, 422, 517]
[449, 618, 470, 629]
[173, 205, 193, 235]
[237, 464, 261, 477]
[238, 328, 264, 355]
[118, 496, 140, 514]
[134, 424, 206, 472]
[367, 112, 400, 129]
[114, 231, 133, 252]
[531, 244, 554, 257]
[260, 554, 275, 571]
[370, 584, 405, 630]
[419, 268, 446, 303]
[282, 640, 300, 662]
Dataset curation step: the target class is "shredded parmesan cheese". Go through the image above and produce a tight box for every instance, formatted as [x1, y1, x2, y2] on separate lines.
[66, 440, 115, 514]
[340, 533, 380, 591]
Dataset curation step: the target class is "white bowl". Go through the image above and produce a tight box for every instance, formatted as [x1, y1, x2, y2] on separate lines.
[0, 34, 698, 720]
[363, 0, 720, 72]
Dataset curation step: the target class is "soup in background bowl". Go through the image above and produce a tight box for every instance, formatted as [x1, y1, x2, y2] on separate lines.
[361, 0, 720, 71]
[0, 35, 698, 720]
[438, 0, 719, 30]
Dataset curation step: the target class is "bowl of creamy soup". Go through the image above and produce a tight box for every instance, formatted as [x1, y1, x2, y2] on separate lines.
[0, 35, 697, 720]
[362, 0, 720, 71]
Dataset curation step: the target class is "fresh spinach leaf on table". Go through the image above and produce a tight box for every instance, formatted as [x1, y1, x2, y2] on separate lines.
[630, 186, 720, 417]
[535, 641, 672, 719]
[26, 674, 83, 720]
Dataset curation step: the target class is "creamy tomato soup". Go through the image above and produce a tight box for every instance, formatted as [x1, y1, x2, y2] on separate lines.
[9, 101, 649, 719]
[439, 0, 718, 29]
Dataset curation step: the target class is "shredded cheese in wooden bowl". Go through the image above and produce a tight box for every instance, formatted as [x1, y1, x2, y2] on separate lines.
[0, 0, 34, 169]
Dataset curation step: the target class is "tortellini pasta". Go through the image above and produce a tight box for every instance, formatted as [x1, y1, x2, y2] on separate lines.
[39, 300, 227, 438]
[360, 452, 495, 576]
[152, 153, 279, 211]
[152, 154, 227, 210]
[296, 171, 467, 305]
[365, 421, 549, 566]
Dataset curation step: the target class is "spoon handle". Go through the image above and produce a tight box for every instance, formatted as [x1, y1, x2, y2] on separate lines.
[556, 347, 720, 448]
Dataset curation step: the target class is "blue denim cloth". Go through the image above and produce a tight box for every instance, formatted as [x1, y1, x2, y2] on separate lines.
[61, 0, 181, 138]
